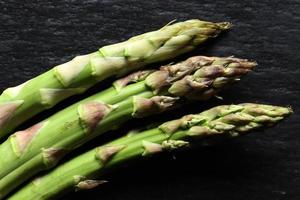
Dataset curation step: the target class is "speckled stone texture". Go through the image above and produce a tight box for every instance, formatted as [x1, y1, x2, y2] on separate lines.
[0, 0, 299, 199]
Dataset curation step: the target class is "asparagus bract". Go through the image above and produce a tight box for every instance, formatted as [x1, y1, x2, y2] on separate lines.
[0, 56, 255, 198]
[8, 103, 292, 200]
[0, 19, 231, 139]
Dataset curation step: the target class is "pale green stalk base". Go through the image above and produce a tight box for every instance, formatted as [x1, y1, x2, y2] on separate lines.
[0, 81, 148, 179]
[0, 89, 152, 198]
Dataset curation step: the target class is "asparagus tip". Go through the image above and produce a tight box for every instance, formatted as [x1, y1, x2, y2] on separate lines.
[287, 105, 294, 114]
[217, 22, 233, 30]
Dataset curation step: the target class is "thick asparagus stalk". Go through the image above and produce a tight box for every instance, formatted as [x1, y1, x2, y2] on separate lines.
[0, 19, 231, 139]
[0, 56, 255, 198]
[8, 103, 292, 200]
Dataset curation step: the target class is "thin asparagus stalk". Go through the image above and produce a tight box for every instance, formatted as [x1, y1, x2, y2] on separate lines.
[8, 103, 292, 200]
[0, 19, 231, 139]
[0, 56, 255, 198]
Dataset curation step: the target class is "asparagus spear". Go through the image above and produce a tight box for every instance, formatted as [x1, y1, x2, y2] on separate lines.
[0, 19, 231, 139]
[8, 103, 292, 200]
[0, 56, 255, 198]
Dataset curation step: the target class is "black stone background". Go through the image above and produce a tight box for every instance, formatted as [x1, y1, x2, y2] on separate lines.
[0, 0, 299, 199]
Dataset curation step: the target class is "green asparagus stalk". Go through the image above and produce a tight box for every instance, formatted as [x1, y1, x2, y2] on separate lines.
[0, 19, 231, 139]
[0, 56, 255, 198]
[8, 103, 292, 200]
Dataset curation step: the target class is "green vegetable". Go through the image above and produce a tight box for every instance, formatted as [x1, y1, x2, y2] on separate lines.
[0, 19, 231, 139]
[0, 55, 255, 198]
[8, 103, 292, 200]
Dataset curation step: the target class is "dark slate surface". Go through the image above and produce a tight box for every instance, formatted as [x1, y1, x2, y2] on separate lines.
[0, 0, 299, 199]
